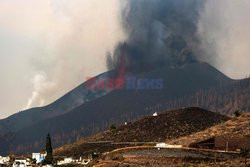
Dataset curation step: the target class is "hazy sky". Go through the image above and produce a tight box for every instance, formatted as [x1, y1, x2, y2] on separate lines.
[198, 0, 250, 78]
[0, 0, 249, 118]
[0, 0, 125, 118]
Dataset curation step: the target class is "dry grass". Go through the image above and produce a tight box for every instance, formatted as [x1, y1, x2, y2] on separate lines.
[168, 112, 250, 147]
[95, 155, 250, 167]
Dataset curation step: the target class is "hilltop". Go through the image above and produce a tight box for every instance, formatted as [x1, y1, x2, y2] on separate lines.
[95, 107, 229, 142]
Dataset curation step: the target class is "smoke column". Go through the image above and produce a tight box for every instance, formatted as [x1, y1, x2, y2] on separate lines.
[107, 0, 207, 75]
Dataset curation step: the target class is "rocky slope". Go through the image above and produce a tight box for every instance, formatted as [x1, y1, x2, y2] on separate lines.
[168, 111, 250, 146]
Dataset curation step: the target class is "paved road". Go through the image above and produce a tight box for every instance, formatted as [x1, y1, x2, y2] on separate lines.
[110, 146, 239, 159]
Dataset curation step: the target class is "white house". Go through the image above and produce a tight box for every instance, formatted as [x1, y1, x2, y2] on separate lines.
[155, 143, 182, 148]
[0, 156, 10, 165]
[32, 153, 46, 164]
[12, 159, 27, 167]
[57, 157, 74, 165]
[153, 112, 158, 116]
[32, 153, 46, 163]
[57, 157, 91, 165]
[64, 158, 74, 164]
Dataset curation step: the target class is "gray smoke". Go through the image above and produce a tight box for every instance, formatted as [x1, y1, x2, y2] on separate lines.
[108, 0, 206, 74]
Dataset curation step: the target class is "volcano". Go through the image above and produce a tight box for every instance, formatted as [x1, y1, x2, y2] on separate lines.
[0, 62, 249, 155]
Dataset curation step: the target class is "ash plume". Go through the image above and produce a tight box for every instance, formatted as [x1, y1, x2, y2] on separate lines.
[107, 0, 206, 75]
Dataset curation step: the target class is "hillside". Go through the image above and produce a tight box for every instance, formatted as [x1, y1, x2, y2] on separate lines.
[0, 71, 113, 134]
[168, 111, 250, 147]
[54, 107, 229, 157]
[0, 63, 232, 155]
[95, 107, 229, 142]
[1, 62, 249, 155]
[160, 77, 250, 116]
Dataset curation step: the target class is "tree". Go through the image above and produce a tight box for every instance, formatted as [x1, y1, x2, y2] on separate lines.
[234, 110, 241, 117]
[44, 133, 53, 164]
[109, 124, 116, 131]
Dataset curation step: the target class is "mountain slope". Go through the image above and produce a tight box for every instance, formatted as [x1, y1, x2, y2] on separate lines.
[168, 111, 250, 147]
[0, 71, 114, 134]
[0, 62, 236, 155]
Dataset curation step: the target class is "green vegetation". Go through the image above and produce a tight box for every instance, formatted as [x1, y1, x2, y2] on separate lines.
[109, 124, 116, 131]
[234, 110, 241, 117]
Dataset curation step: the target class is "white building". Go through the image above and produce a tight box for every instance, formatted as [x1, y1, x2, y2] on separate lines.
[0, 156, 10, 165]
[12, 159, 27, 167]
[155, 143, 182, 148]
[63, 157, 74, 164]
[153, 112, 158, 116]
[57, 157, 74, 165]
[57, 157, 90, 165]
[32, 153, 46, 163]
